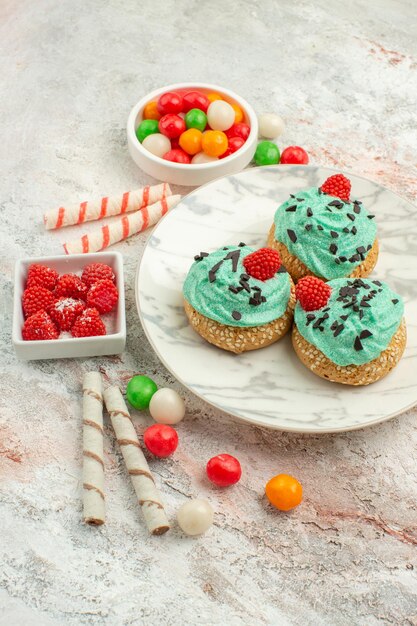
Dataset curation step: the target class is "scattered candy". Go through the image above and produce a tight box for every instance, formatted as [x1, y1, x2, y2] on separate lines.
[177, 499, 214, 535]
[202, 130, 228, 157]
[163, 149, 191, 164]
[206, 454, 242, 487]
[86, 279, 119, 314]
[71, 307, 106, 338]
[207, 100, 235, 131]
[159, 114, 186, 139]
[143, 100, 161, 121]
[143, 424, 179, 458]
[157, 91, 183, 115]
[191, 152, 218, 164]
[185, 108, 207, 132]
[182, 91, 209, 113]
[254, 141, 280, 166]
[141, 133, 171, 158]
[126, 375, 158, 410]
[225, 122, 250, 141]
[280, 146, 309, 165]
[179, 128, 203, 155]
[149, 387, 185, 424]
[265, 474, 303, 511]
[258, 113, 285, 139]
[136, 119, 159, 143]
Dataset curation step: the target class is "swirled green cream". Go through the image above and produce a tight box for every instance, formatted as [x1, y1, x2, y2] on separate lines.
[273, 187, 377, 279]
[183, 244, 291, 327]
[294, 277, 404, 366]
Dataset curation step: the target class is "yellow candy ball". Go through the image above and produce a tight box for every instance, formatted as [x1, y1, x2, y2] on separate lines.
[179, 128, 203, 155]
[202, 130, 228, 157]
[207, 92, 223, 103]
[231, 103, 244, 124]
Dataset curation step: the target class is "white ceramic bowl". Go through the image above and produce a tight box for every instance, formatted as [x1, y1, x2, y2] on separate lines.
[127, 82, 258, 186]
[13, 251, 126, 360]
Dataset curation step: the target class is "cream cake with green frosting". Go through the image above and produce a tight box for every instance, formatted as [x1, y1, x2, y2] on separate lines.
[183, 244, 295, 353]
[292, 276, 406, 385]
[267, 174, 379, 282]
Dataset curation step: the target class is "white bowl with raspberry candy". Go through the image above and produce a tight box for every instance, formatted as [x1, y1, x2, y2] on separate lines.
[13, 252, 126, 360]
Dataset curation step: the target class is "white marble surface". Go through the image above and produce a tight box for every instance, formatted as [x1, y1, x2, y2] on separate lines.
[1, 1, 417, 624]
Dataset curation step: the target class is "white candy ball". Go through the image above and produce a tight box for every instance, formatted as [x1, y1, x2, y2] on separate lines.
[177, 499, 214, 536]
[149, 388, 185, 424]
[207, 100, 235, 131]
[191, 152, 218, 164]
[258, 113, 285, 139]
[142, 133, 171, 157]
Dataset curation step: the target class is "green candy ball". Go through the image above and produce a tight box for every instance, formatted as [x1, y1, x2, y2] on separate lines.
[185, 108, 207, 132]
[254, 141, 280, 166]
[136, 119, 159, 143]
[126, 375, 158, 410]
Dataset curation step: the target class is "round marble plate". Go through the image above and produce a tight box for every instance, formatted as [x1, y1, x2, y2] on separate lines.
[136, 166, 417, 432]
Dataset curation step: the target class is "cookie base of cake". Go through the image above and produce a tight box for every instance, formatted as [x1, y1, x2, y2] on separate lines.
[267, 224, 379, 282]
[184, 285, 295, 354]
[292, 318, 406, 386]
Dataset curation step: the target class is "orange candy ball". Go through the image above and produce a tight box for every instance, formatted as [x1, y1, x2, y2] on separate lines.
[231, 103, 244, 124]
[202, 130, 228, 157]
[265, 474, 303, 511]
[143, 101, 161, 121]
[207, 92, 223, 103]
[179, 128, 203, 155]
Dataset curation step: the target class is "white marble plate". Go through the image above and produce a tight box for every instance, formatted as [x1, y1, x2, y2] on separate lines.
[136, 166, 417, 432]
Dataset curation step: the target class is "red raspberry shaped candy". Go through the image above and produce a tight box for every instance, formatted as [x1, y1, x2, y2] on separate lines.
[295, 276, 331, 311]
[81, 263, 115, 288]
[54, 274, 88, 301]
[243, 248, 282, 281]
[48, 297, 86, 331]
[22, 286, 56, 318]
[26, 264, 58, 291]
[71, 308, 106, 338]
[87, 279, 118, 313]
[22, 311, 59, 341]
[320, 174, 351, 202]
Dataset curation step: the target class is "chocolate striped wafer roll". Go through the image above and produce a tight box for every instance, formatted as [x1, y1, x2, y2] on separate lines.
[82, 372, 105, 526]
[103, 386, 169, 535]
[44, 183, 171, 230]
[63, 194, 181, 255]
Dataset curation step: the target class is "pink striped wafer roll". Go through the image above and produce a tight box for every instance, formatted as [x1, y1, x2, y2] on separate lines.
[44, 183, 171, 230]
[63, 195, 181, 255]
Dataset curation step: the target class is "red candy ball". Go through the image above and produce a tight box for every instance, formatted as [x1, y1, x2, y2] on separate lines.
[159, 114, 186, 139]
[220, 136, 245, 158]
[206, 454, 242, 487]
[182, 91, 209, 113]
[280, 146, 309, 165]
[225, 122, 250, 141]
[157, 92, 183, 115]
[143, 424, 179, 458]
[163, 148, 191, 164]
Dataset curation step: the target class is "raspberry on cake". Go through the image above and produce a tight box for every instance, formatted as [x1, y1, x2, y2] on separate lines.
[292, 277, 406, 385]
[183, 244, 295, 353]
[267, 174, 378, 282]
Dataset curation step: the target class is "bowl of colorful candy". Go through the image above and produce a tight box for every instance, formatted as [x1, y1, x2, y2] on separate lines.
[127, 83, 258, 186]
